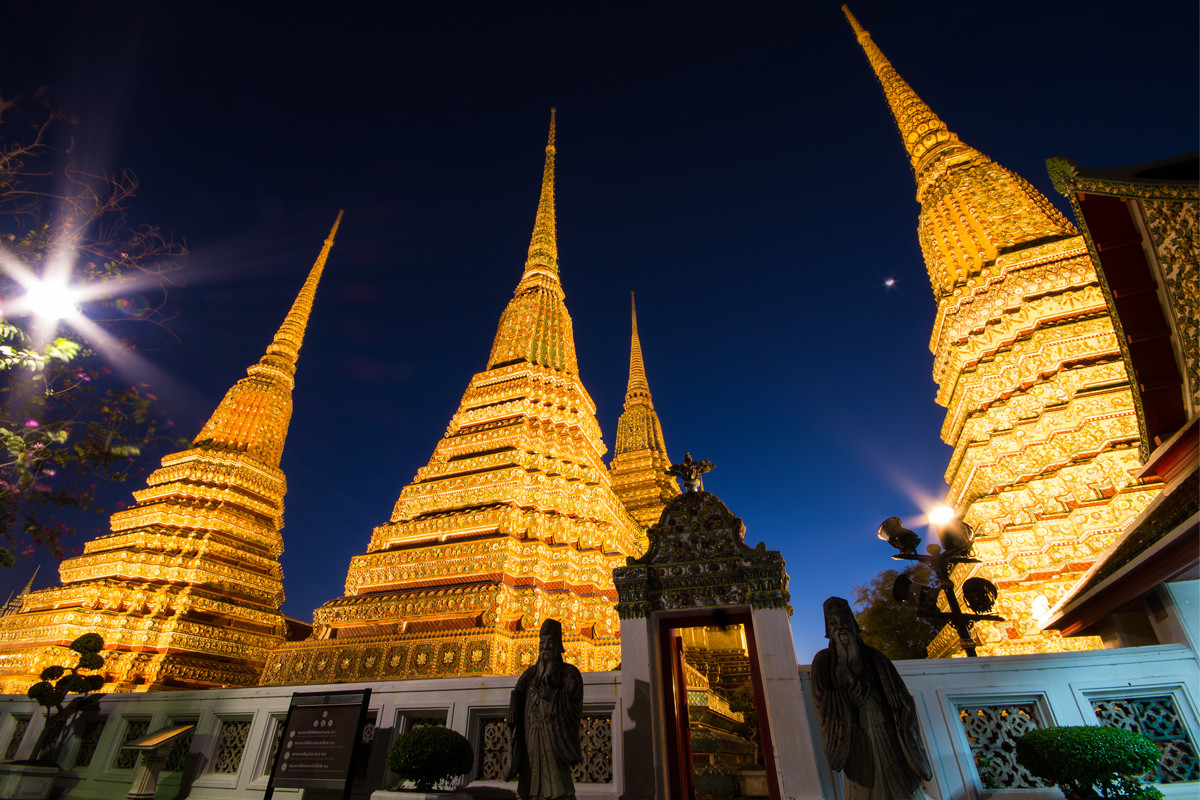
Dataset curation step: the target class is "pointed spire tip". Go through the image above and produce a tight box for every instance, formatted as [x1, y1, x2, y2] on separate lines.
[327, 210, 344, 244]
[625, 292, 650, 404]
[524, 110, 559, 272]
[842, 5, 865, 35]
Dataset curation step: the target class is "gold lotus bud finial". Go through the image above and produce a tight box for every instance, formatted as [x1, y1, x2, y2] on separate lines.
[666, 452, 715, 493]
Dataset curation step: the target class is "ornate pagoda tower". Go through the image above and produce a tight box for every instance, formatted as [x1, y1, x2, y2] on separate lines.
[261, 113, 643, 685]
[0, 215, 341, 691]
[844, 8, 1162, 656]
[609, 293, 680, 529]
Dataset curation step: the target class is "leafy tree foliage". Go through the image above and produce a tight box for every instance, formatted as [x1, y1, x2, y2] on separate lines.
[851, 563, 941, 660]
[0, 91, 184, 568]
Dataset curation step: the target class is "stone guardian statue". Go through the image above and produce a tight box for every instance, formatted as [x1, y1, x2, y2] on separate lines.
[811, 597, 933, 800]
[507, 619, 584, 799]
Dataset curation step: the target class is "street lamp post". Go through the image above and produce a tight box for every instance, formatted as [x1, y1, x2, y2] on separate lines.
[877, 515, 1003, 657]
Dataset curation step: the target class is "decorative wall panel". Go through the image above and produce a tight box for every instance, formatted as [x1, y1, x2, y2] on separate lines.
[1094, 695, 1199, 783]
[210, 719, 252, 775]
[72, 716, 107, 769]
[3, 715, 28, 760]
[957, 703, 1046, 789]
[113, 719, 150, 770]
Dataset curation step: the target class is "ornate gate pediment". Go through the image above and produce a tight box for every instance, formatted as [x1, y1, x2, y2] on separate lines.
[613, 490, 790, 619]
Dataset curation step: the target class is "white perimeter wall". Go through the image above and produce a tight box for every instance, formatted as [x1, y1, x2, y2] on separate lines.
[1, 644, 1197, 800]
[798, 643, 1200, 800]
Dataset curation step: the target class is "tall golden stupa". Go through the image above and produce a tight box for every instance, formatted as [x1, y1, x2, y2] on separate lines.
[845, 8, 1163, 656]
[260, 112, 645, 685]
[0, 215, 341, 691]
[608, 294, 680, 529]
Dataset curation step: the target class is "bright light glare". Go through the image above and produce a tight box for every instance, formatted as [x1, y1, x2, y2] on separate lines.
[24, 280, 80, 320]
[927, 505, 956, 526]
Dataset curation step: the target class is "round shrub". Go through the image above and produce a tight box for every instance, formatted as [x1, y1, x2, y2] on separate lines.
[387, 726, 474, 792]
[1016, 726, 1163, 800]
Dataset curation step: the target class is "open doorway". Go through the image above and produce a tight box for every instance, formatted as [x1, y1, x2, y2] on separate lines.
[657, 612, 780, 800]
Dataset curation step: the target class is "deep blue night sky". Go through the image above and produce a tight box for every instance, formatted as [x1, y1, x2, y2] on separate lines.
[1, 0, 1196, 661]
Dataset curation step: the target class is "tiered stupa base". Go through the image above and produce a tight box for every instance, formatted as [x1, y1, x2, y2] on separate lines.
[260, 625, 620, 685]
[0, 642, 267, 694]
[0, 582, 283, 692]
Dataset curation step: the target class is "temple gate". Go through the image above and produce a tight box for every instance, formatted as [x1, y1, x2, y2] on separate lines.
[613, 466, 823, 800]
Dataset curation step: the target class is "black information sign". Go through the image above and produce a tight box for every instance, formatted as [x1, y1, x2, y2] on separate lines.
[264, 689, 372, 800]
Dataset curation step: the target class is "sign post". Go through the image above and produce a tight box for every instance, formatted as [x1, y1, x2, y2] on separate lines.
[264, 689, 372, 800]
[123, 723, 196, 800]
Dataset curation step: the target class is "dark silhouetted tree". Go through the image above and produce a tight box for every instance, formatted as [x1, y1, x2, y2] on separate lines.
[852, 564, 940, 660]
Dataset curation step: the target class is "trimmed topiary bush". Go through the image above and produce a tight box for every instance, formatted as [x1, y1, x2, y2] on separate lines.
[387, 726, 474, 792]
[1015, 726, 1163, 800]
[24, 633, 106, 764]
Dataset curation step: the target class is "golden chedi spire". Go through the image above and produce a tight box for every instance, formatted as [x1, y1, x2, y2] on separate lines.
[487, 110, 578, 374]
[194, 211, 341, 464]
[262, 117, 643, 685]
[842, 6, 961, 178]
[842, 6, 1075, 299]
[846, 10, 1160, 657]
[526, 108, 557, 273]
[611, 293, 680, 529]
[0, 214, 341, 692]
[625, 292, 651, 405]
[0, 567, 37, 618]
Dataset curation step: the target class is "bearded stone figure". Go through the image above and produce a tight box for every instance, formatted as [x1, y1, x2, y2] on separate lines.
[812, 597, 933, 800]
[507, 619, 584, 800]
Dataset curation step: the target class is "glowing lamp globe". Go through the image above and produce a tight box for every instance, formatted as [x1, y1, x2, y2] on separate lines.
[927, 505, 956, 527]
[25, 281, 79, 320]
